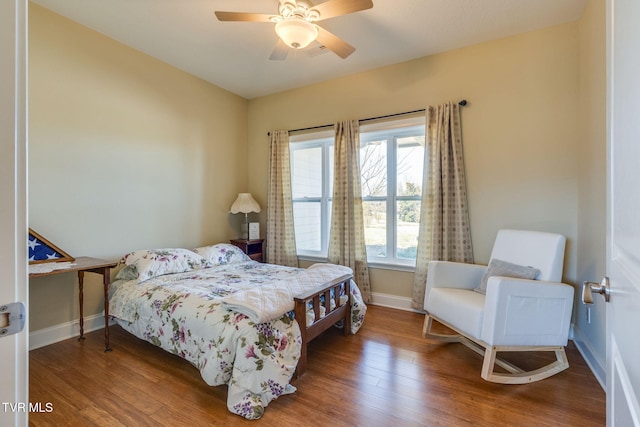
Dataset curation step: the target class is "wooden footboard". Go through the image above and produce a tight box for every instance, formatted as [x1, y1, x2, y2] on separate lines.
[293, 274, 352, 377]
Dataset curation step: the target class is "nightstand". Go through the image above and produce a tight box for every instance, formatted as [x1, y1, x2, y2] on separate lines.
[230, 238, 264, 262]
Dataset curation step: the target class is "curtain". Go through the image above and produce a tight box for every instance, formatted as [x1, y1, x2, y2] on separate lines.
[411, 102, 474, 310]
[328, 120, 372, 303]
[266, 130, 299, 267]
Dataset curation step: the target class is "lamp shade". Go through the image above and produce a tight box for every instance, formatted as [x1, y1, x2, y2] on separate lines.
[275, 18, 318, 49]
[229, 193, 261, 214]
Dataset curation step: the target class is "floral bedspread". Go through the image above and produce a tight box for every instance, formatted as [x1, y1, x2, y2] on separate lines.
[109, 260, 367, 420]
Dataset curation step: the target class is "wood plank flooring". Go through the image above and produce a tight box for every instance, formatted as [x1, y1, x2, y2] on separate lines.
[29, 305, 605, 426]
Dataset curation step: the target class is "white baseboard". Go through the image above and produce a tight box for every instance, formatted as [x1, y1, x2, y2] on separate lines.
[370, 292, 421, 312]
[29, 314, 113, 351]
[572, 326, 606, 390]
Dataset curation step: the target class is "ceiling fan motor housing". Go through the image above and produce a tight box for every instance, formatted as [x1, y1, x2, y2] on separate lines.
[277, 1, 320, 21]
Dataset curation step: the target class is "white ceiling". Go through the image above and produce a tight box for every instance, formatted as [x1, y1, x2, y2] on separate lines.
[31, 0, 587, 100]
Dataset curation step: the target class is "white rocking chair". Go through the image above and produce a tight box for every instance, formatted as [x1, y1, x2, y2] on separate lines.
[422, 229, 574, 384]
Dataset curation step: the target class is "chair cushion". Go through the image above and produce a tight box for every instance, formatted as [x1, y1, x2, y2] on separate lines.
[474, 258, 540, 294]
[490, 229, 565, 282]
[427, 288, 485, 339]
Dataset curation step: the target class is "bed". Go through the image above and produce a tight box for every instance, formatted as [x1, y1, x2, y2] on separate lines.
[108, 244, 367, 420]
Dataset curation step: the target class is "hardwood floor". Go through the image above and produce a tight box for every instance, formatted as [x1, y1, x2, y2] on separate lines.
[29, 305, 605, 426]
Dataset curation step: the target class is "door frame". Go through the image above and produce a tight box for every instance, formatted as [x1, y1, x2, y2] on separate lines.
[0, 0, 29, 426]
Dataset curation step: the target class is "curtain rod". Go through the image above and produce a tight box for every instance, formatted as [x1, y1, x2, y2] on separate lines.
[267, 99, 468, 136]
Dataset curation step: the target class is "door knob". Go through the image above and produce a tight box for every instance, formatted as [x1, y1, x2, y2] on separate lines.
[582, 277, 610, 304]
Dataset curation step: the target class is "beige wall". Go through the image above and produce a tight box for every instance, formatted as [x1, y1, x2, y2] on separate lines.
[28, 5, 248, 330]
[248, 23, 581, 298]
[575, 0, 607, 377]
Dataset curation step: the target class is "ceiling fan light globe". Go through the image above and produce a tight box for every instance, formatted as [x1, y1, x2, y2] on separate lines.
[275, 19, 318, 49]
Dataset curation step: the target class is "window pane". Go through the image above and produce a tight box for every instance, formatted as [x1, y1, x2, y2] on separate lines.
[363, 200, 386, 257]
[360, 140, 387, 197]
[292, 146, 322, 198]
[293, 202, 321, 251]
[397, 136, 424, 196]
[397, 200, 420, 259]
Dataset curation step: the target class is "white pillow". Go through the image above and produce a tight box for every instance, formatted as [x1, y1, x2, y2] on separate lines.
[193, 243, 251, 266]
[121, 248, 208, 283]
[475, 258, 540, 294]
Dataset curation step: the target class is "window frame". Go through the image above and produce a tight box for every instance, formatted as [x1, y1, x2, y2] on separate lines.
[289, 130, 334, 259]
[360, 121, 425, 268]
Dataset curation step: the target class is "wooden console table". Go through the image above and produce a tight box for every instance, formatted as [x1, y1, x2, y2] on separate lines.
[29, 256, 118, 352]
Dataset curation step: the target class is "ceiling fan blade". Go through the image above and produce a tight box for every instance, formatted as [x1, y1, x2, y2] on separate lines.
[214, 11, 273, 22]
[312, 0, 373, 21]
[316, 26, 355, 59]
[269, 39, 289, 61]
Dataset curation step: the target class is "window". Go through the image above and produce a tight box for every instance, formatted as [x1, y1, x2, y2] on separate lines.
[360, 119, 425, 266]
[290, 130, 334, 257]
[290, 117, 425, 268]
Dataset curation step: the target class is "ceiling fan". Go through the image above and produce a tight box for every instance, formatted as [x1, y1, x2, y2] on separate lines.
[214, 0, 374, 60]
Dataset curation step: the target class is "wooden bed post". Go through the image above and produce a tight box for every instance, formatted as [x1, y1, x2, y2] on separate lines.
[293, 274, 353, 377]
[343, 279, 351, 337]
[293, 296, 309, 377]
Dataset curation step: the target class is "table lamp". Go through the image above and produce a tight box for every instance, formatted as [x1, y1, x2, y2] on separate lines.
[229, 193, 261, 239]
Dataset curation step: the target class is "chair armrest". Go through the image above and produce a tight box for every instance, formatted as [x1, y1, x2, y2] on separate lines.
[426, 261, 487, 291]
[423, 261, 486, 311]
[481, 277, 575, 347]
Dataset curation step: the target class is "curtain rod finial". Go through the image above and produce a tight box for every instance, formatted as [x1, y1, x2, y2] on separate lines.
[458, 99, 467, 106]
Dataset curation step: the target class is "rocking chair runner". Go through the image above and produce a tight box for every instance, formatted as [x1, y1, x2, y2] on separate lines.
[422, 229, 575, 384]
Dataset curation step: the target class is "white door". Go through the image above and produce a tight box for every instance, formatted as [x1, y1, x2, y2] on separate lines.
[0, 1, 28, 426]
[606, 0, 640, 425]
